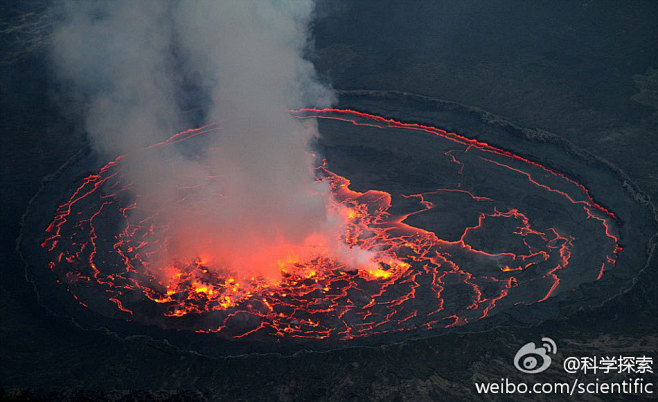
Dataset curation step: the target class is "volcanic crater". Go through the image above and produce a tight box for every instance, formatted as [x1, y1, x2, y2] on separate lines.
[19, 93, 657, 355]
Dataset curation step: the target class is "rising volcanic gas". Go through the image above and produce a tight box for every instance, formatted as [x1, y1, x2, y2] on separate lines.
[49, 2, 371, 284]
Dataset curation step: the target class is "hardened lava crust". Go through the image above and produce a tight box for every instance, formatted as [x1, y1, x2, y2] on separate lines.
[18, 92, 658, 356]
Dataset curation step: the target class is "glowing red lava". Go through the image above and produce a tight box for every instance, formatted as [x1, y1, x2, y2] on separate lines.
[41, 109, 620, 340]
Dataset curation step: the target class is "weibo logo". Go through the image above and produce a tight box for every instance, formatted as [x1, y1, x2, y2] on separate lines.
[513, 337, 557, 374]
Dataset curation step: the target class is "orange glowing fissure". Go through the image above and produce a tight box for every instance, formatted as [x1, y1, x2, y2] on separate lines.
[41, 108, 621, 340]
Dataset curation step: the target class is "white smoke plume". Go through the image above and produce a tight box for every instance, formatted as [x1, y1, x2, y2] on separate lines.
[49, 1, 372, 280]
